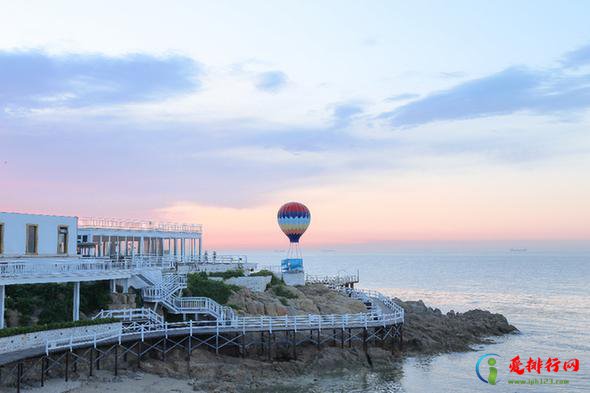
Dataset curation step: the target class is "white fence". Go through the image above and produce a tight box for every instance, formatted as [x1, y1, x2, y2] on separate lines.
[78, 217, 202, 234]
[0, 254, 251, 284]
[44, 288, 405, 354]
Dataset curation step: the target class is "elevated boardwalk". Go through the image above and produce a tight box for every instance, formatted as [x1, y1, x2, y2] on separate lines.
[0, 288, 404, 391]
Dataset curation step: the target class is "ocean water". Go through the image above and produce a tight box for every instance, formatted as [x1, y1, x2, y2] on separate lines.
[240, 250, 590, 392]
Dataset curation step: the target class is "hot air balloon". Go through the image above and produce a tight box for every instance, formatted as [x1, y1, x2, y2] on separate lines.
[277, 202, 310, 272]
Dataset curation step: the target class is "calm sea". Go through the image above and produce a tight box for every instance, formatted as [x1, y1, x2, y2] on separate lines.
[236, 250, 590, 392]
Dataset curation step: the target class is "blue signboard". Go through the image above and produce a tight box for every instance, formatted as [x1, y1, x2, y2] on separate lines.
[281, 258, 303, 272]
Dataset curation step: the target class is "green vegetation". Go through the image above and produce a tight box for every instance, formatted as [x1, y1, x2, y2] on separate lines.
[250, 270, 283, 286]
[207, 269, 245, 280]
[0, 318, 118, 338]
[272, 284, 298, 299]
[186, 272, 240, 304]
[5, 282, 112, 327]
[278, 297, 289, 306]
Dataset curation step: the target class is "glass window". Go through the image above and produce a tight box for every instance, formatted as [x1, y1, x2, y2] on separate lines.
[26, 224, 38, 254]
[57, 226, 68, 254]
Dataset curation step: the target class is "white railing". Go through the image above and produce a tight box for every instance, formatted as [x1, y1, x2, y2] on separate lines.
[46, 300, 404, 354]
[340, 288, 405, 318]
[141, 273, 235, 320]
[0, 254, 249, 281]
[93, 308, 164, 325]
[78, 217, 202, 234]
[0, 259, 142, 278]
[306, 273, 360, 286]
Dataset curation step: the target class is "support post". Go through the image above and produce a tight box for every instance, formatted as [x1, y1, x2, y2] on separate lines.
[16, 362, 22, 393]
[65, 351, 70, 382]
[317, 329, 320, 350]
[89, 348, 94, 376]
[0, 285, 5, 329]
[110, 279, 117, 293]
[73, 282, 80, 321]
[187, 335, 192, 377]
[41, 357, 46, 387]
[363, 328, 368, 355]
[122, 278, 129, 293]
[114, 345, 119, 376]
[240, 333, 245, 358]
[291, 331, 297, 360]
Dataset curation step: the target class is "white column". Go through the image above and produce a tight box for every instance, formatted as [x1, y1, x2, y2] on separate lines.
[181, 237, 185, 257]
[198, 238, 202, 257]
[122, 278, 129, 293]
[139, 236, 144, 255]
[110, 279, 117, 293]
[73, 282, 80, 321]
[0, 285, 5, 329]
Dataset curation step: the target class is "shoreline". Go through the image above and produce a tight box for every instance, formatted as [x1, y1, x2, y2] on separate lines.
[12, 285, 517, 393]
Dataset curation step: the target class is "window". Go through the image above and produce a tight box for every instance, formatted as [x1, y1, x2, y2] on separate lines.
[26, 224, 38, 254]
[57, 226, 68, 254]
[0, 223, 4, 254]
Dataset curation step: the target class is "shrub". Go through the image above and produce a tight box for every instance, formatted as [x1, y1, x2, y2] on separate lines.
[272, 284, 298, 299]
[6, 282, 112, 327]
[0, 318, 118, 338]
[250, 270, 283, 286]
[208, 269, 245, 280]
[186, 272, 240, 304]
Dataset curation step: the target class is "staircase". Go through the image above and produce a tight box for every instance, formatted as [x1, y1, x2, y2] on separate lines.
[94, 307, 164, 325]
[142, 273, 236, 321]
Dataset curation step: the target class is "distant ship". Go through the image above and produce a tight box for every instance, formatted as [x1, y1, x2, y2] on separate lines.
[510, 248, 528, 252]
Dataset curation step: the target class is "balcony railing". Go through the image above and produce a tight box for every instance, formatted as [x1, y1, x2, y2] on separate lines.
[78, 217, 202, 234]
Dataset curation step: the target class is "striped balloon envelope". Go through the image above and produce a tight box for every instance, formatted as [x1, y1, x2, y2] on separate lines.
[277, 202, 311, 243]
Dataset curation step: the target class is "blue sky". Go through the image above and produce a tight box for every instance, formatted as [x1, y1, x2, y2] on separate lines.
[0, 0, 589, 248]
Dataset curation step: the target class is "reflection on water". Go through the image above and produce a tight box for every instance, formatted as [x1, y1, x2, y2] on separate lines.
[240, 251, 590, 392]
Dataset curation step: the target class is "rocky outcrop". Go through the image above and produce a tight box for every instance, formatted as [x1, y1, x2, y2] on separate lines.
[227, 284, 366, 317]
[396, 299, 518, 353]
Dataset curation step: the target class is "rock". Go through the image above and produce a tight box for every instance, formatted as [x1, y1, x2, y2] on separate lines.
[393, 298, 518, 354]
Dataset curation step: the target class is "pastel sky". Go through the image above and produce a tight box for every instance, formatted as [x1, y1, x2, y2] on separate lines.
[1, 1, 589, 250]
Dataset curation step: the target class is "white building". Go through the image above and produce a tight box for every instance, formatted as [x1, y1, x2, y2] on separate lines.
[77, 217, 202, 258]
[0, 212, 77, 258]
[0, 211, 252, 329]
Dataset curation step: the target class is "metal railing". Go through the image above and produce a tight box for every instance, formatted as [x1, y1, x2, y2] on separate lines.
[46, 298, 404, 354]
[0, 254, 250, 282]
[306, 273, 360, 287]
[93, 308, 164, 325]
[78, 217, 202, 234]
[141, 273, 235, 320]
